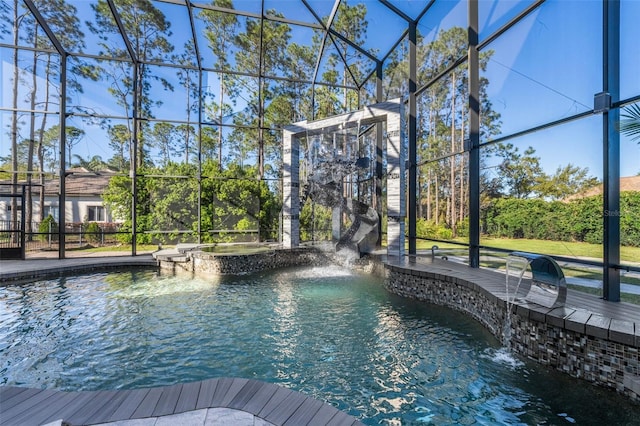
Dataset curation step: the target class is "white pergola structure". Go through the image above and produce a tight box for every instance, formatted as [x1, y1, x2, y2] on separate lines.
[282, 99, 405, 258]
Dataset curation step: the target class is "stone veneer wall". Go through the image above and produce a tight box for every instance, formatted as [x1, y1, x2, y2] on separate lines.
[384, 263, 640, 401]
[158, 246, 387, 277]
[158, 247, 328, 275]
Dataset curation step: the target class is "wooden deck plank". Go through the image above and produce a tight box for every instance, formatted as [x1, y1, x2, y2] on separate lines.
[100, 388, 150, 423]
[174, 381, 201, 414]
[58, 391, 113, 424]
[239, 381, 279, 414]
[282, 397, 324, 426]
[195, 378, 218, 410]
[0, 386, 29, 405]
[262, 391, 308, 425]
[65, 390, 121, 425]
[131, 386, 164, 418]
[10, 391, 76, 426]
[257, 386, 295, 419]
[86, 388, 142, 424]
[36, 392, 98, 426]
[151, 383, 183, 417]
[209, 377, 234, 407]
[306, 404, 343, 426]
[228, 379, 268, 410]
[326, 410, 361, 426]
[0, 388, 42, 411]
[1, 389, 58, 424]
[219, 378, 249, 407]
[0, 380, 362, 426]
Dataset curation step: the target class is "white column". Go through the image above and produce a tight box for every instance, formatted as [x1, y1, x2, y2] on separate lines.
[385, 103, 405, 258]
[282, 129, 299, 248]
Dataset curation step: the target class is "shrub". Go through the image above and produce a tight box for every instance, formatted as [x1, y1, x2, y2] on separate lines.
[416, 218, 454, 240]
[84, 222, 102, 244]
[481, 193, 640, 247]
[38, 215, 58, 242]
[621, 192, 640, 247]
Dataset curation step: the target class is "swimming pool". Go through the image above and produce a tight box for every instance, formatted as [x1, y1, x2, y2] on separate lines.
[1, 265, 639, 424]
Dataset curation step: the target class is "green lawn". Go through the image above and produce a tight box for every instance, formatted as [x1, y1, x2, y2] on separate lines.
[66, 244, 159, 254]
[416, 236, 640, 265]
[568, 284, 640, 304]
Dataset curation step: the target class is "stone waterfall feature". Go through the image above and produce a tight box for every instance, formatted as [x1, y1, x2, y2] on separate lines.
[282, 99, 405, 259]
[301, 157, 379, 258]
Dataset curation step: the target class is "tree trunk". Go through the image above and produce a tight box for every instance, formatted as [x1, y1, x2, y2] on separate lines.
[450, 73, 456, 238]
[26, 37, 39, 239]
[218, 75, 224, 170]
[184, 71, 190, 164]
[135, 63, 145, 168]
[10, 0, 20, 239]
[37, 53, 53, 222]
[417, 172, 422, 219]
[258, 78, 264, 179]
[435, 173, 439, 225]
[459, 111, 466, 225]
[426, 168, 432, 221]
[343, 67, 348, 113]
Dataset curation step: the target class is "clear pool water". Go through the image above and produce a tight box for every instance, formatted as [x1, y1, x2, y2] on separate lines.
[1, 265, 639, 425]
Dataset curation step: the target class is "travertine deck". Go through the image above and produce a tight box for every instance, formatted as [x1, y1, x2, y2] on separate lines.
[0, 378, 362, 426]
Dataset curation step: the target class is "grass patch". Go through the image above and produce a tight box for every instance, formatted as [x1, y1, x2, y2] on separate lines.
[66, 244, 159, 253]
[415, 240, 466, 250]
[568, 284, 640, 305]
[415, 236, 639, 265]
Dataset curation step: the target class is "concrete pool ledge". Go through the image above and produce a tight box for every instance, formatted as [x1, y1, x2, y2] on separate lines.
[384, 257, 640, 400]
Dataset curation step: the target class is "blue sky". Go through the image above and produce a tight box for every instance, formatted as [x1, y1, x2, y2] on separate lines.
[478, 0, 639, 179]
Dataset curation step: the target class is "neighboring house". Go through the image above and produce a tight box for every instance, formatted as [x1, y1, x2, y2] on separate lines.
[564, 175, 640, 201]
[0, 168, 121, 225]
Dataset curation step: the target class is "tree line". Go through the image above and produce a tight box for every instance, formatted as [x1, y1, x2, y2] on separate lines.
[1, 0, 372, 234]
[100, 160, 280, 244]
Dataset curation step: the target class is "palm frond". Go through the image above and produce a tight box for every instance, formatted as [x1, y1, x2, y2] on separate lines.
[618, 103, 640, 142]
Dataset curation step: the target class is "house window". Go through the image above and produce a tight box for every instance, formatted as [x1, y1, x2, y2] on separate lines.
[87, 206, 106, 222]
[43, 205, 58, 221]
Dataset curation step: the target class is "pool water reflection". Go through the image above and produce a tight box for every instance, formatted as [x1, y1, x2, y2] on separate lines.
[1, 265, 639, 424]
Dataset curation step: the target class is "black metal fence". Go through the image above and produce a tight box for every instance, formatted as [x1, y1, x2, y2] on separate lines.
[1, 220, 125, 253]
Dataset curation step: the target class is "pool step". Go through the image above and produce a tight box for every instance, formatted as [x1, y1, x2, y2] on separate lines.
[153, 248, 190, 263]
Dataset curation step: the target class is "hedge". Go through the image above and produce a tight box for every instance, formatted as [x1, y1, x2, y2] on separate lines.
[482, 192, 640, 247]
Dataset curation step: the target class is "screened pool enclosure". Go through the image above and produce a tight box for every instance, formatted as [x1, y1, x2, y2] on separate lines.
[1, 0, 639, 301]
